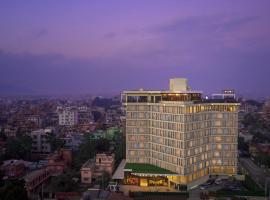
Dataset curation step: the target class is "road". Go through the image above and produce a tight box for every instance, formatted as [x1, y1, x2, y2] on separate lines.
[189, 183, 224, 200]
[239, 157, 270, 188]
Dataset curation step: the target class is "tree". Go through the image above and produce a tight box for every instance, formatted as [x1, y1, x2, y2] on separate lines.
[98, 171, 111, 190]
[238, 137, 248, 152]
[4, 135, 32, 160]
[72, 139, 96, 170]
[47, 132, 64, 152]
[254, 152, 270, 168]
[0, 128, 6, 141]
[0, 180, 28, 200]
[113, 131, 125, 166]
[96, 138, 110, 153]
[48, 172, 79, 192]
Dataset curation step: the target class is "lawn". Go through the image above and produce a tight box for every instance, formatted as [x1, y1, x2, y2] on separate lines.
[124, 163, 176, 174]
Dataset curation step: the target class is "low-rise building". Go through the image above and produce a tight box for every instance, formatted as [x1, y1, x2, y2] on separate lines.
[0, 160, 27, 179]
[80, 153, 115, 184]
[249, 143, 270, 156]
[80, 159, 95, 184]
[24, 168, 50, 197]
[239, 131, 253, 143]
[46, 149, 72, 176]
[95, 153, 115, 176]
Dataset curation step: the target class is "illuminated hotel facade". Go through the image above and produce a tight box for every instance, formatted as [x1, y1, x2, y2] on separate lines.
[122, 78, 239, 190]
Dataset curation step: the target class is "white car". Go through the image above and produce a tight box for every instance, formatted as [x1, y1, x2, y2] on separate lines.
[215, 178, 222, 185]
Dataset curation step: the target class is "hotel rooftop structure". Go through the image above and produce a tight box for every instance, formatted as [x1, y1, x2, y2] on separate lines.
[120, 78, 239, 190]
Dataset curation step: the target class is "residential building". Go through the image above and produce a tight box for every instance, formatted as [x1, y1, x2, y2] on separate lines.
[0, 160, 28, 179]
[262, 99, 270, 122]
[31, 129, 51, 154]
[240, 101, 258, 114]
[81, 153, 115, 184]
[212, 89, 236, 100]
[80, 159, 95, 184]
[239, 131, 253, 143]
[46, 148, 72, 176]
[95, 153, 115, 176]
[249, 143, 270, 156]
[78, 106, 94, 124]
[61, 133, 84, 151]
[122, 78, 239, 190]
[57, 106, 78, 126]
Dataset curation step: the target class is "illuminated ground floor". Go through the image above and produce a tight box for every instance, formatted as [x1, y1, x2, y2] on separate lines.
[112, 160, 236, 191]
[123, 173, 190, 191]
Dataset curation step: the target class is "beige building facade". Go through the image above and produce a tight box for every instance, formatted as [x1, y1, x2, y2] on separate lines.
[122, 78, 239, 190]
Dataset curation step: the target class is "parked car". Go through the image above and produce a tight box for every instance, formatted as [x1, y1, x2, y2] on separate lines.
[200, 183, 210, 190]
[206, 179, 215, 185]
[228, 185, 240, 191]
[200, 185, 208, 190]
[215, 178, 222, 185]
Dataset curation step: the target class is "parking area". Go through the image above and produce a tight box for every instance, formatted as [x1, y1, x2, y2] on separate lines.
[189, 175, 265, 199]
[189, 177, 231, 199]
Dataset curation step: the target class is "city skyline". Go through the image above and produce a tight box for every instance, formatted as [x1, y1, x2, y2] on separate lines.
[0, 1, 270, 99]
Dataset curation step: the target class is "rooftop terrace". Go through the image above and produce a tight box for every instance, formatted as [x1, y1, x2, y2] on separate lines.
[124, 163, 177, 175]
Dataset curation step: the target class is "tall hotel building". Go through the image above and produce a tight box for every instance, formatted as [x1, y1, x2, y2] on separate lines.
[122, 78, 239, 190]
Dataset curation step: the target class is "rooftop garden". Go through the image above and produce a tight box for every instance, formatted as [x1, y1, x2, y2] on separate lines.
[124, 163, 176, 174]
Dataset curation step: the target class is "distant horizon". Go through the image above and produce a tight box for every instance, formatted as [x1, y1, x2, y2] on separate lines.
[0, 89, 269, 101]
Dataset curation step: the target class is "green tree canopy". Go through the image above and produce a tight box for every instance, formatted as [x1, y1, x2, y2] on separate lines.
[0, 180, 28, 200]
[4, 135, 32, 160]
[47, 172, 79, 192]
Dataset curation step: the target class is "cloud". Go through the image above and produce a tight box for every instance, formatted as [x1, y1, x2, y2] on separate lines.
[0, 13, 268, 98]
[149, 14, 259, 35]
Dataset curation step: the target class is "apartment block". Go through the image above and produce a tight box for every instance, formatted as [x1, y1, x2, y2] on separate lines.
[57, 106, 78, 126]
[31, 129, 51, 154]
[122, 78, 239, 190]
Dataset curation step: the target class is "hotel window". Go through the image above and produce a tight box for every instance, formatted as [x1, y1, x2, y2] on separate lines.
[215, 136, 222, 142]
[222, 128, 229, 134]
[214, 151, 220, 157]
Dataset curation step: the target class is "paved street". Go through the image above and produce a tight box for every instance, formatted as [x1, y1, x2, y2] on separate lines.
[189, 182, 224, 200]
[239, 157, 270, 187]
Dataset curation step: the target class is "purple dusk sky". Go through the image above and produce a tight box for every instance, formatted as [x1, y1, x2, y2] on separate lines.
[0, 1, 270, 98]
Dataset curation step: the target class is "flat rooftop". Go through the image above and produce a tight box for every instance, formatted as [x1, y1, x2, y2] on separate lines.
[123, 90, 202, 94]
